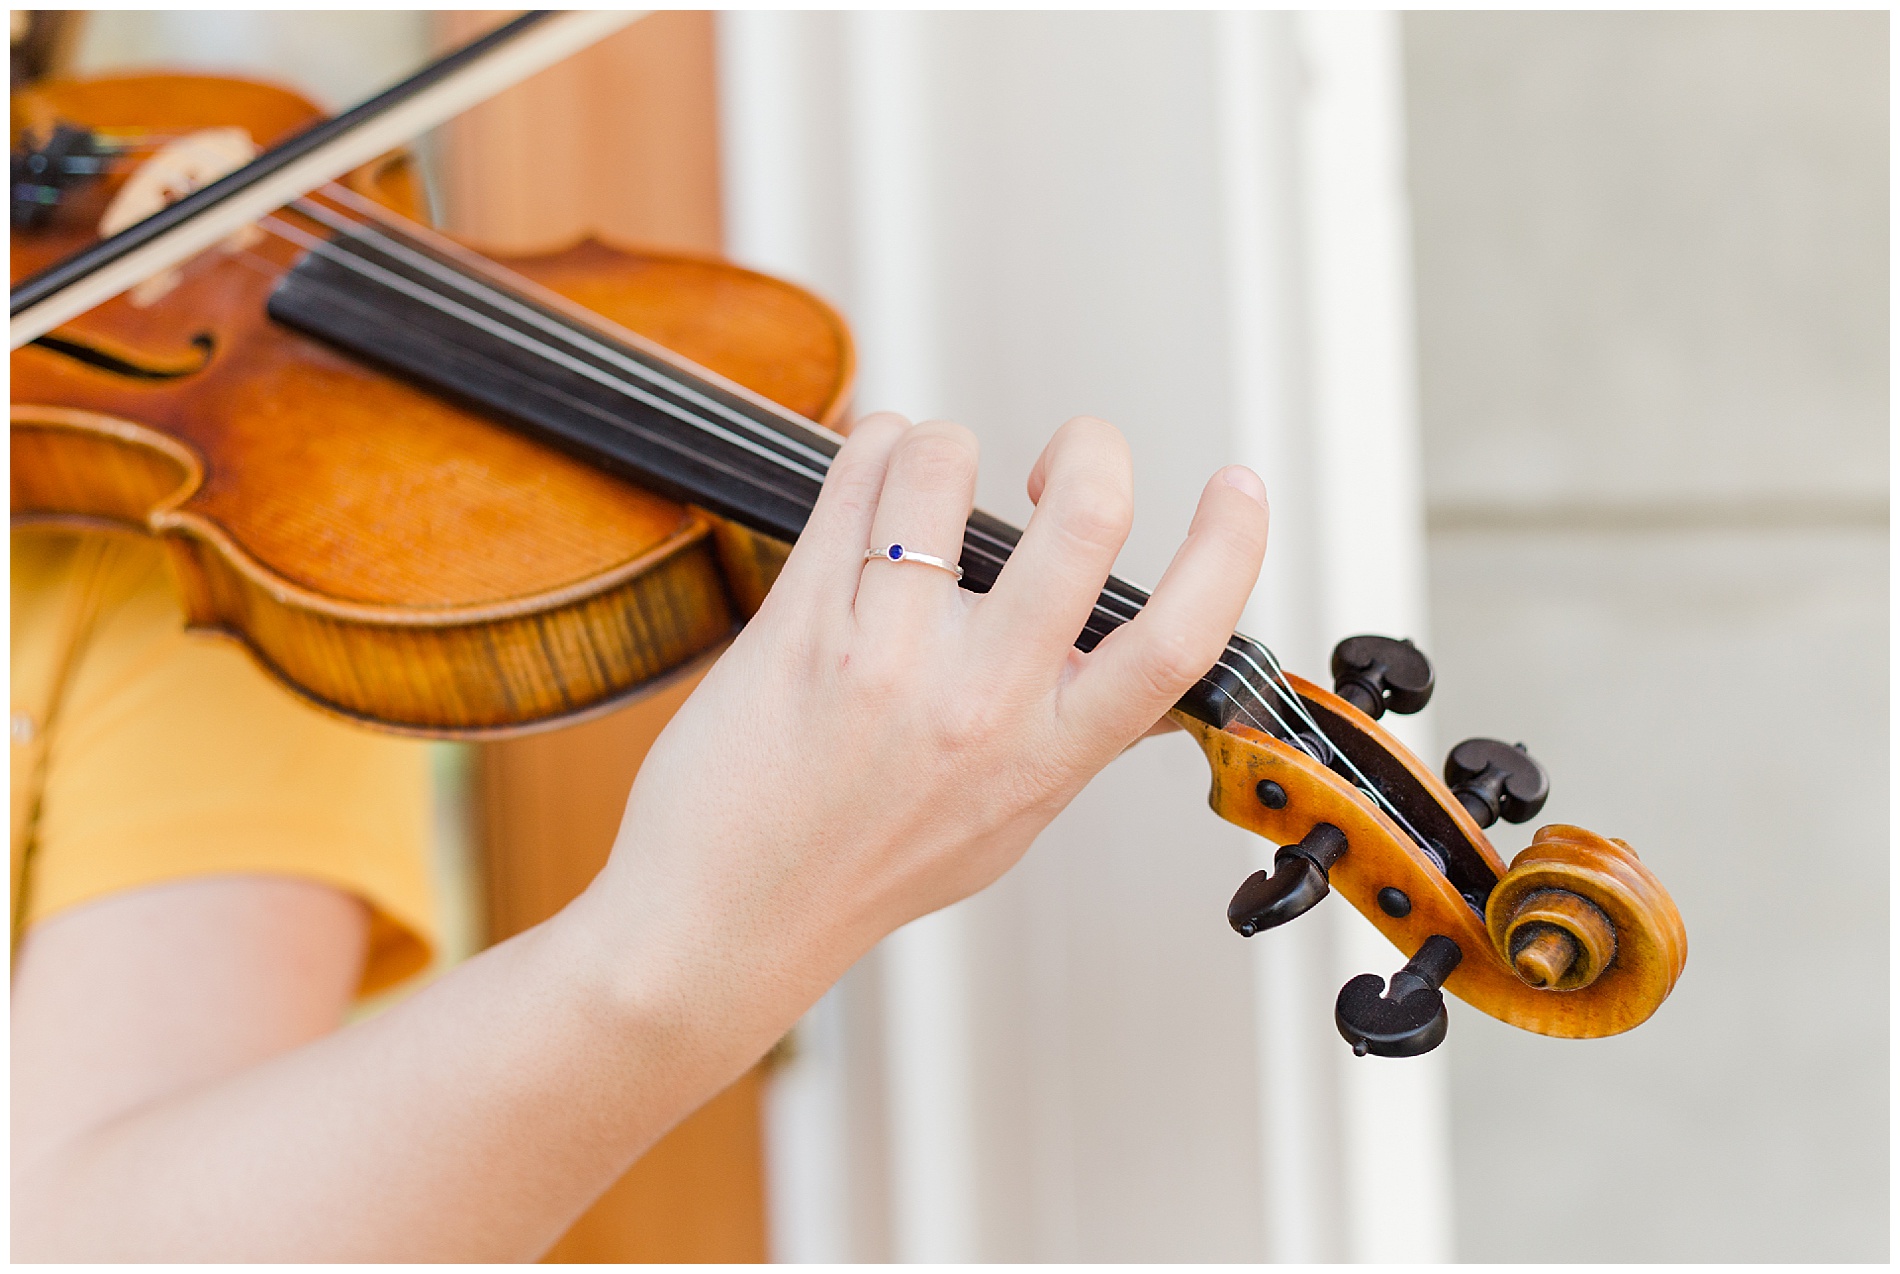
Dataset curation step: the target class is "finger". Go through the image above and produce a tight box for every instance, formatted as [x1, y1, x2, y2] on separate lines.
[855, 419, 980, 633]
[1025, 442, 1051, 505]
[770, 412, 910, 609]
[1059, 465, 1268, 750]
[972, 417, 1132, 680]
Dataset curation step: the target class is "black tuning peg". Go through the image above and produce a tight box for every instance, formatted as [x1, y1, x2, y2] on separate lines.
[1330, 635, 1434, 720]
[1444, 738, 1549, 829]
[1228, 824, 1348, 937]
[1335, 935, 1463, 1058]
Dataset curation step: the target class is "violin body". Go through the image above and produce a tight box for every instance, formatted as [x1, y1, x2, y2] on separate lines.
[12, 74, 852, 734]
[11, 71, 1684, 1050]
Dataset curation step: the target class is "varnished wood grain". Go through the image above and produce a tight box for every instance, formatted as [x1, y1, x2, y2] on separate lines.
[10, 71, 853, 737]
[1486, 826, 1685, 1022]
[11, 405, 200, 524]
[1175, 680, 1686, 1039]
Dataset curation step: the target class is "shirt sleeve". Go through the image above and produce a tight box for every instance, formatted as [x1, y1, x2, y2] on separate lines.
[14, 530, 437, 996]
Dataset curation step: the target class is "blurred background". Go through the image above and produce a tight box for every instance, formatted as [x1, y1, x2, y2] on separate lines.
[32, 9, 1887, 1262]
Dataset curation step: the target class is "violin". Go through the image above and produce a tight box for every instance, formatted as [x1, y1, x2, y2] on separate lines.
[10, 60, 1684, 1058]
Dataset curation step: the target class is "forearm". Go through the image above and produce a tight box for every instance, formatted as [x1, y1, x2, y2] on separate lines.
[12, 411, 1268, 1262]
[12, 885, 800, 1263]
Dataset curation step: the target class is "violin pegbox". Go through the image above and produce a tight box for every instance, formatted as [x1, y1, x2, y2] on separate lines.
[10, 122, 115, 230]
[1173, 633, 1686, 1053]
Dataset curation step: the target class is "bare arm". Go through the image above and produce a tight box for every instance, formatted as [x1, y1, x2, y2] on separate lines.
[11, 876, 368, 1189]
[11, 873, 736, 1261]
[10, 414, 1269, 1261]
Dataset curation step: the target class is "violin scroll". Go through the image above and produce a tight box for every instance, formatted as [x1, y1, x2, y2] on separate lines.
[1485, 826, 1685, 1009]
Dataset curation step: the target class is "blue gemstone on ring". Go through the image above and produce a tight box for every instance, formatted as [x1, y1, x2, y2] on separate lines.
[888, 544, 904, 560]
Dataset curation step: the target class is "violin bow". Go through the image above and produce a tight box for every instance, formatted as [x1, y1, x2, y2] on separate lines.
[9, 8, 643, 349]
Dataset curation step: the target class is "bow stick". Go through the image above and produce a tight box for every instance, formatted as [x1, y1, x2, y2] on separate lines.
[9, 8, 644, 348]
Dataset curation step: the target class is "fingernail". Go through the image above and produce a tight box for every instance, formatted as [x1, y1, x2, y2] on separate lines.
[1220, 465, 1267, 507]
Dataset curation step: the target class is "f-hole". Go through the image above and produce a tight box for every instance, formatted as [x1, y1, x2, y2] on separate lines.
[29, 331, 216, 380]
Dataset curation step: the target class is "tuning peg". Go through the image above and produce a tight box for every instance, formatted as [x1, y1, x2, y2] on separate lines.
[1330, 635, 1434, 720]
[1227, 823, 1348, 937]
[1335, 935, 1464, 1057]
[1444, 738, 1549, 829]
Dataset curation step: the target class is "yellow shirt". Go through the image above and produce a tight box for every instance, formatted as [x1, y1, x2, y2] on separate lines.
[10, 527, 436, 995]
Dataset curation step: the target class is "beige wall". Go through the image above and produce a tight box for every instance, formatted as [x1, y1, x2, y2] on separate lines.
[1405, 12, 1888, 1261]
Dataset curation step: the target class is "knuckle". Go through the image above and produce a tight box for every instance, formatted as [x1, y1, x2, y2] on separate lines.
[856, 410, 912, 434]
[1038, 422, 1133, 553]
[920, 418, 980, 452]
[1136, 625, 1211, 699]
[1055, 416, 1132, 477]
[779, 627, 829, 682]
[845, 644, 907, 700]
[894, 424, 979, 493]
[829, 457, 885, 514]
[928, 686, 1008, 752]
[1049, 477, 1133, 552]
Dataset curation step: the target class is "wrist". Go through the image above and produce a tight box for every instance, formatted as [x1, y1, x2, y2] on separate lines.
[548, 868, 826, 1090]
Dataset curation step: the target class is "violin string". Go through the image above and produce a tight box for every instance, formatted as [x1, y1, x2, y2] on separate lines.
[239, 200, 1430, 850]
[1221, 634, 1436, 852]
[258, 211, 837, 485]
[251, 205, 1375, 806]
[45, 165, 1389, 835]
[254, 207, 1306, 744]
[246, 227, 842, 517]
[297, 186, 1312, 739]
[258, 210, 1427, 846]
[285, 195, 1307, 724]
[303, 189, 1320, 746]
[308, 184, 841, 474]
[252, 208, 1310, 739]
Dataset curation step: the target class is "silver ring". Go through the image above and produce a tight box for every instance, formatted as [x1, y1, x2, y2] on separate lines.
[864, 543, 964, 581]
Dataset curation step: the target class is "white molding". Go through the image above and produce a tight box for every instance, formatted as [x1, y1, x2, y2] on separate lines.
[1214, 10, 1339, 1263]
[722, 11, 1452, 1260]
[723, 12, 979, 1261]
[1295, 11, 1454, 1263]
[838, 14, 979, 1262]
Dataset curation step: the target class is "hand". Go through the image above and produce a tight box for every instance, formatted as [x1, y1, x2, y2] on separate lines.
[5, 412, 1267, 1261]
[579, 412, 1269, 1047]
